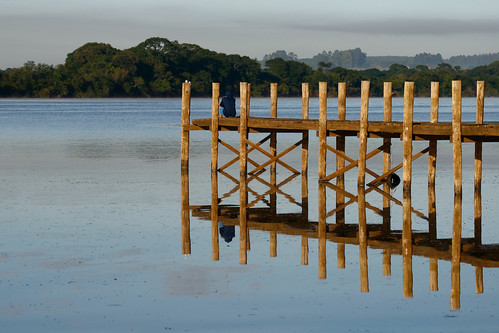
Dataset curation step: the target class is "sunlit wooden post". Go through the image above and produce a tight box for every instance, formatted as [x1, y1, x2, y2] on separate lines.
[383, 82, 393, 233]
[429, 82, 439, 239]
[475, 81, 484, 245]
[336, 82, 347, 269]
[318, 82, 328, 181]
[358, 81, 370, 292]
[382, 82, 392, 276]
[210, 83, 220, 260]
[302, 83, 310, 175]
[475, 80, 485, 294]
[239, 82, 249, 265]
[181, 81, 191, 170]
[270, 232, 277, 257]
[429, 81, 439, 291]
[181, 82, 192, 255]
[451, 80, 463, 310]
[270, 83, 278, 216]
[402, 81, 414, 298]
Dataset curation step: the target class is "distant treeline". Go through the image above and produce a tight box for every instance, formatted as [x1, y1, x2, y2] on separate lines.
[1, 37, 499, 98]
[263, 48, 499, 70]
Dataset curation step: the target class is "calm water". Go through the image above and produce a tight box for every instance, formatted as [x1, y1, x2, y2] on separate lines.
[1, 97, 499, 332]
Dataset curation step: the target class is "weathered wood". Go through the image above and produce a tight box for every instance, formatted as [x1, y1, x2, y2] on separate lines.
[336, 82, 347, 269]
[383, 249, 391, 276]
[358, 81, 369, 186]
[429, 82, 439, 239]
[475, 81, 484, 244]
[211, 83, 220, 173]
[210, 82, 220, 261]
[302, 82, 310, 175]
[383, 82, 392, 233]
[318, 82, 328, 181]
[451, 80, 463, 310]
[239, 82, 249, 265]
[402, 81, 414, 298]
[181, 82, 191, 170]
[430, 258, 438, 291]
[476, 266, 484, 294]
[270, 83, 278, 176]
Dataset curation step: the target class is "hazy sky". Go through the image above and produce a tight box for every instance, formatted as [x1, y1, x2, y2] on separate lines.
[2, 0, 499, 68]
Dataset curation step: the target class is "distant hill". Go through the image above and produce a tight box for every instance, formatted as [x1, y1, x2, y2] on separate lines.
[262, 49, 499, 70]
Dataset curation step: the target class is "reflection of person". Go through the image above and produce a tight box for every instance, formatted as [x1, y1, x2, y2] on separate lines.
[218, 222, 235, 243]
[219, 90, 236, 117]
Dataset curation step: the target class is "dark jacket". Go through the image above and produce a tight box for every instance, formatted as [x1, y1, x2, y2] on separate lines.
[220, 90, 236, 117]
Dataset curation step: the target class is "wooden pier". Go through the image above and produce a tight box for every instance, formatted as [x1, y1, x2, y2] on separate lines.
[181, 80, 498, 310]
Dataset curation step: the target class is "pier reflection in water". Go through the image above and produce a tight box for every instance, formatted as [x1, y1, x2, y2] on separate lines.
[181, 164, 498, 311]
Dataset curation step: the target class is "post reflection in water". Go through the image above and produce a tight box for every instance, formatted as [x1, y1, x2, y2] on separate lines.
[182, 161, 499, 311]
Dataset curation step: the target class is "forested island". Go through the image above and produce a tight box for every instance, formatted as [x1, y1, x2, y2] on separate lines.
[1, 37, 499, 98]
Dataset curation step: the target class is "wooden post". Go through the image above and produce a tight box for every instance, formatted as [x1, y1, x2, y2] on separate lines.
[429, 82, 439, 239]
[318, 182, 327, 279]
[475, 81, 485, 296]
[382, 249, 391, 276]
[318, 82, 328, 181]
[358, 81, 370, 187]
[211, 83, 220, 173]
[383, 82, 393, 234]
[181, 81, 191, 170]
[181, 81, 191, 255]
[270, 83, 278, 175]
[451, 80, 463, 310]
[402, 81, 414, 298]
[475, 81, 484, 245]
[337, 82, 346, 268]
[302, 83, 310, 175]
[239, 82, 249, 265]
[358, 81, 370, 292]
[210, 84, 220, 261]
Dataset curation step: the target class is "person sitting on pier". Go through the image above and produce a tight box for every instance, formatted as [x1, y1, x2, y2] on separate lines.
[219, 90, 236, 117]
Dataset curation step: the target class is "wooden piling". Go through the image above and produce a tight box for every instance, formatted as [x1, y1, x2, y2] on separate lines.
[358, 81, 370, 292]
[451, 80, 462, 310]
[429, 82, 439, 239]
[475, 81, 484, 244]
[270, 83, 278, 176]
[181, 82, 191, 170]
[301, 236, 309, 265]
[318, 82, 328, 181]
[302, 83, 310, 175]
[383, 82, 392, 234]
[270, 231, 277, 257]
[239, 82, 249, 265]
[402, 81, 414, 298]
[337, 82, 346, 268]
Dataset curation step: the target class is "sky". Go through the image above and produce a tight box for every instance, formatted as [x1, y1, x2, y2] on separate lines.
[1, 0, 499, 69]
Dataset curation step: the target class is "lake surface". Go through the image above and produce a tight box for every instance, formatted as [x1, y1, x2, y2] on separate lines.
[1, 97, 499, 332]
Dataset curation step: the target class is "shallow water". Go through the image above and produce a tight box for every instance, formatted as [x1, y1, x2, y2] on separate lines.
[1, 98, 499, 332]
